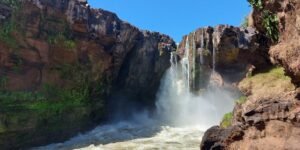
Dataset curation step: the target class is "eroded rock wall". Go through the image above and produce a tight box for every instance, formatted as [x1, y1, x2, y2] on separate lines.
[177, 25, 270, 91]
[0, 0, 175, 149]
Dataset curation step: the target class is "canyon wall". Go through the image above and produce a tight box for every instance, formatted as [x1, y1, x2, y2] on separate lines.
[0, 0, 175, 149]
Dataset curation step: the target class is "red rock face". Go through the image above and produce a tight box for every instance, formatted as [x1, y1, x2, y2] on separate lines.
[0, 0, 176, 149]
[0, 0, 176, 100]
[251, 0, 300, 86]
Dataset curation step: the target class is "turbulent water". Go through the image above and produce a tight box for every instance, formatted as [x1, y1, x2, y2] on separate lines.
[35, 37, 236, 150]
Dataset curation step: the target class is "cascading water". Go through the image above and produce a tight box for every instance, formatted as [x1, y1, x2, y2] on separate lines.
[156, 39, 235, 128]
[192, 32, 196, 90]
[212, 33, 217, 72]
[182, 36, 190, 92]
[35, 33, 236, 150]
[199, 31, 205, 65]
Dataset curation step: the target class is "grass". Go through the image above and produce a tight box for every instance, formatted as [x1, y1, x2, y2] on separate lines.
[235, 96, 247, 105]
[47, 33, 76, 50]
[239, 67, 295, 99]
[220, 112, 233, 128]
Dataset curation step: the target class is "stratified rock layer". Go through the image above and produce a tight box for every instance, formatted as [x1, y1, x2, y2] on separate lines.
[0, 0, 175, 149]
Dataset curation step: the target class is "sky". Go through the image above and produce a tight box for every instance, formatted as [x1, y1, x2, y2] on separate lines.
[88, 0, 252, 42]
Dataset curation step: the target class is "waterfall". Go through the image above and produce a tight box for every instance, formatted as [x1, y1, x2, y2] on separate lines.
[212, 34, 216, 72]
[200, 31, 204, 65]
[156, 34, 236, 129]
[192, 32, 196, 89]
[182, 36, 190, 92]
[37, 30, 237, 150]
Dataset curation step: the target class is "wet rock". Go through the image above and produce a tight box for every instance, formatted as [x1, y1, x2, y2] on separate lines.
[200, 126, 244, 150]
[178, 25, 270, 90]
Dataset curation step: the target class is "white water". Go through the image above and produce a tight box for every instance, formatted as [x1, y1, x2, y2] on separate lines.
[35, 37, 235, 150]
[182, 36, 190, 92]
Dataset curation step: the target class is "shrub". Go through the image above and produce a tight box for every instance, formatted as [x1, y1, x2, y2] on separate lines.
[64, 40, 76, 49]
[262, 10, 279, 42]
[47, 33, 76, 50]
[220, 112, 233, 128]
[235, 96, 247, 105]
[248, 0, 263, 9]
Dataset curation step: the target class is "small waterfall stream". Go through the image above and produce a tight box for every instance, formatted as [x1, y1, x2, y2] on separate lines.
[35, 32, 236, 150]
[182, 36, 191, 92]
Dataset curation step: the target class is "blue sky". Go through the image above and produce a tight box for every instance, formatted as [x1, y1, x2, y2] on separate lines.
[89, 0, 251, 42]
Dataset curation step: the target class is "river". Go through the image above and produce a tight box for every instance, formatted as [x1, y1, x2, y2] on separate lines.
[34, 38, 236, 150]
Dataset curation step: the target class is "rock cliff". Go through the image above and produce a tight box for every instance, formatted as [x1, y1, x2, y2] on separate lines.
[177, 25, 270, 91]
[200, 0, 300, 149]
[0, 0, 175, 149]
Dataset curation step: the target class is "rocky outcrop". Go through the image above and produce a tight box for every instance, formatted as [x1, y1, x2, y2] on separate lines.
[0, 0, 175, 149]
[251, 0, 300, 86]
[177, 25, 270, 91]
[200, 1, 300, 149]
[201, 67, 300, 150]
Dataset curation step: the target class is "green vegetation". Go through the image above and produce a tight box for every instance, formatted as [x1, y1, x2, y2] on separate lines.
[0, 83, 89, 113]
[0, 91, 46, 102]
[0, 0, 24, 49]
[262, 10, 279, 42]
[64, 40, 77, 49]
[248, 0, 263, 9]
[248, 0, 279, 42]
[47, 33, 77, 50]
[0, 21, 18, 49]
[235, 96, 247, 105]
[48, 33, 76, 49]
[1, 0, 20, 10]
[220, 112, 233, 128]
[39, 14, 76, 50]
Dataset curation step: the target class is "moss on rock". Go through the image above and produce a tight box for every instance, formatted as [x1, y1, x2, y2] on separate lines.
[220, 112, 233, 128]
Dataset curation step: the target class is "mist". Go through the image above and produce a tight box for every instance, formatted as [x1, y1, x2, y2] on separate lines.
[34, 47, 238, 150]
